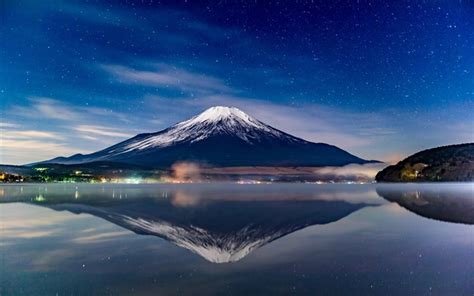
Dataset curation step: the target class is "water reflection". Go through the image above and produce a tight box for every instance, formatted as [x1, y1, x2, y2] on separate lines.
[1, 183, 472, 265]
[1, 183, 473, 295]
[0, 184, 383, 263]
[376, 184, 474, 225]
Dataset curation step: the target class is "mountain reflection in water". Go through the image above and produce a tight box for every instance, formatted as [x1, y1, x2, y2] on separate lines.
[0, 184, 383, 263]
[0, 183, 472, 264]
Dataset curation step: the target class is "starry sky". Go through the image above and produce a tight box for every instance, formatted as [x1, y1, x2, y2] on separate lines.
[1, 0, 473, 165]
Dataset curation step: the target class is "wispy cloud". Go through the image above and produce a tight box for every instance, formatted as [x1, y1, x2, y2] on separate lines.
[0, 139, 90, 165]
[3, 98, 138, 164]
[2, 130, 63, 140]
[0, 125, 74, 164]
[101, 64, 232, 94]
[74, 125, 133, 138]
[1, 229, 57, 239]
[0, 122, 20, 128]
[27, 97, 82, 120]
[12, 97, 131, 124]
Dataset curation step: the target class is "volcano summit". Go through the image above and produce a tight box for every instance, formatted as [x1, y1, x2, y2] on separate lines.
[43, 106, 375, 168]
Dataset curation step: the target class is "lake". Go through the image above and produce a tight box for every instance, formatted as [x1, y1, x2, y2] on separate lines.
[0, 183, 472, 295]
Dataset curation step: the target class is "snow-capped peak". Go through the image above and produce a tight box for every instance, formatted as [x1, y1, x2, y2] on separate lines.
[190, 106, 256, 124]
[122, 216, 275, 263]
[113, 106, 300, 153]
[177, 106, 267, 130]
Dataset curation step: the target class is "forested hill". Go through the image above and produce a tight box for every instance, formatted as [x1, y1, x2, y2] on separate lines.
[376, 143, 474, 182]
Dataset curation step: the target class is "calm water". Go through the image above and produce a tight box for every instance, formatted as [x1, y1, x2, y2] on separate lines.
[0, 183, 472, 295]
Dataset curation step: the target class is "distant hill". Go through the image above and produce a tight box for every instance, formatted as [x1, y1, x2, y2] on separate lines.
[0, 164, 32, 176]
[376, 143, 474, 182]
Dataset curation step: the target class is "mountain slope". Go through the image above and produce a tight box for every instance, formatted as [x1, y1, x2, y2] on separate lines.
[41, 106, 375, 168]
[375, 143, 474, 182]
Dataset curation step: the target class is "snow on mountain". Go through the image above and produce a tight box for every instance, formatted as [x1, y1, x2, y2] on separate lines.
[122, 216, 279, 263]
[110, 106, 300, 155]
[39, 105, 375, 167]
[7, 185, 377, 264]
[43, 199, 371, 264]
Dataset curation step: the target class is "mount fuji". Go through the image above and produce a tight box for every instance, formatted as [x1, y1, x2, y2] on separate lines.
[42, 106, 375, 167]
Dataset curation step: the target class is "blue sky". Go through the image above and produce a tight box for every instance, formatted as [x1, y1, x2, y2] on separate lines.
[1, 0, 473, 164]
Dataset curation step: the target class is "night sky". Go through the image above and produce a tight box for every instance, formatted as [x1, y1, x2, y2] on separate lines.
[1, 0, 473, 164]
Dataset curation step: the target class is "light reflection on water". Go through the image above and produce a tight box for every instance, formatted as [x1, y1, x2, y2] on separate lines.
[0, 183, 472, 295]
